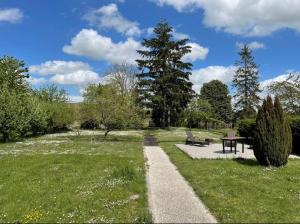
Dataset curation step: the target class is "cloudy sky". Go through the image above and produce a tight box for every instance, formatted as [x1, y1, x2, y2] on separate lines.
[1, 0, 300, 102]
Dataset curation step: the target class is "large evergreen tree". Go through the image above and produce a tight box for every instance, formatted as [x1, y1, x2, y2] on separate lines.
[136, 21, 194, 128]
[233, 45, 261, 118]
[200, 80, 232, 123]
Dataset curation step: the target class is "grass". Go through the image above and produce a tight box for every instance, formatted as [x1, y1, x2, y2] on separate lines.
[0, 132, 151, 223]
[146, 127, 228, 143]
[158, 136, 300, 223]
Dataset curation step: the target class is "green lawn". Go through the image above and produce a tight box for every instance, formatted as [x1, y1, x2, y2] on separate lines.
[0, 132, 151, 223]
[146, 127, 228, 143]
[160, 140, 300, 223]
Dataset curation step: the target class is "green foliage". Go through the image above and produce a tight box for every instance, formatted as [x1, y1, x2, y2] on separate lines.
[0, 85, 29, 141]
[0, 56, 31, 142]
[82, 84, 144, 136]
[185, 98, 216, 128]
[254, 96, 292, 166]
[136, 20, 194, 128]
[200, 80, 233, 123]
[233, 45, 261, 118]
[268, 74, 300, 114]
[289, 116, 300, 154]
[0, 56, 29, 92]
[34, 85, 74, 133]
[237, 118, 256, 138]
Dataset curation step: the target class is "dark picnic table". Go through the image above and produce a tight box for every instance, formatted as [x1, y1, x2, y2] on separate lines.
[221, 137, 247, 154]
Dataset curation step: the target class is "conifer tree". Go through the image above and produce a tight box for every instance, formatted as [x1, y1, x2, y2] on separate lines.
[254, 96, 292, 166]
[233, 45, 261, 118]
[136, 21, 194, 128]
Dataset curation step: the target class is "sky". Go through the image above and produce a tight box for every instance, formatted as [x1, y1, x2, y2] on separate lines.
[1, 0, 300, 102]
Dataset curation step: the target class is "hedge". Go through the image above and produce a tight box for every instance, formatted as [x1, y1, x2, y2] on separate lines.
[238, 116, 300, 155]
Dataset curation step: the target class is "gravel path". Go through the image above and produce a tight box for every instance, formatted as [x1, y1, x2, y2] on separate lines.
[176, 144, 300, 160]
[144, 146, 217, 223]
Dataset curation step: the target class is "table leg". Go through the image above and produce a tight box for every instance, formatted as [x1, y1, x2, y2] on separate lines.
[235, 140, 237, 154]
[242, 142, 244, 153]
[230, 140, 232, 152]
[222, 140, 225, 153]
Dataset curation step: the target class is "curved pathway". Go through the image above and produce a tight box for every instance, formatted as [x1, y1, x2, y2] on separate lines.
[144, 136, 217, 223]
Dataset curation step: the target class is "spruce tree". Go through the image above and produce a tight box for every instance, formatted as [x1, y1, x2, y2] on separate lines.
[254, 96, 292, 167]
[136, 21, 194, 128]
[233, 45, 261, 118]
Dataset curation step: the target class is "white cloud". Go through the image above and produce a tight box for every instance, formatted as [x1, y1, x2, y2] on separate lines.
[30, 60, 101, 87]
[29, 60, 91, 76]
[259, 72, 300, 98]
[149, 0, 201, 12]
[260, 74, 291, 90]
[236, 41, 265, 50]
[183, 42, 209, 62]
[69, 95, 84, 103]
[50, 70, 100, 86]
[83, 3, 141, 37]
[0, 8, 23, 23]
[28, 77, 47, 85]
[63, 29, 141, 64]
[191, 65, 236, 93]
[150, 0, 300, 36]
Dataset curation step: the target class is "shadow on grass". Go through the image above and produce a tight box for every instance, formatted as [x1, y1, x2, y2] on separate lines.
[234, 157, 258, 166]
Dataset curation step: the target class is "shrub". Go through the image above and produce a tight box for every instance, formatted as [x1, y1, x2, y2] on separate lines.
[289, 116, 300, 155]
[80, 119, 99, 130]
[254, 96, 292, 166]
[238, 118, 256, 137]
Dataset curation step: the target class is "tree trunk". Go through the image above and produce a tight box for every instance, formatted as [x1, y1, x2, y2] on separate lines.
[1, 131, 9, 143]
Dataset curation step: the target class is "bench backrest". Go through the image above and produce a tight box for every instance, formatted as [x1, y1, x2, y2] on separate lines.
[186, 130, 195, 141]
[227, 131, 235, 138]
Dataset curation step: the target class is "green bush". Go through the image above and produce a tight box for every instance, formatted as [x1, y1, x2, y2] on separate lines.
[238, 118, 256, 137]
[289, 116, 300, 155]
[254, 96, 292, 167]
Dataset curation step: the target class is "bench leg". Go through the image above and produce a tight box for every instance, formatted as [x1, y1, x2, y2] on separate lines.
[222, 140, 225, 153]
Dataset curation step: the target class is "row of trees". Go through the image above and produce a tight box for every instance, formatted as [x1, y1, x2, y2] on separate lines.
[135, 21, 261, 127]
[136, 21, 299, 128]
[0, 56, 74, 142]
[1, 20, 298, 142]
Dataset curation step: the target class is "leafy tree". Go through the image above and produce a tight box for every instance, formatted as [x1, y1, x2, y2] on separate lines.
[0, 56, 29, 92]
[83, 84, 144, 136]
[267, 74, 300, 115]
[0, 85, 29, 142]
[0, 56, 30, 142]
[254, 96, 292, 166]
[185, 98, 215, 128]
[35, 85, 73, 133]
[35, 83, 68, 103]
[106, 63, 139, 96]
[233, 45, 261, 118]
[200, 80, 232, 123]
[136, 21, 194, 128]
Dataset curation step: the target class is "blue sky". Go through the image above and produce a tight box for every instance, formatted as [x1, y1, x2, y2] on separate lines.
[1, 0, 300, 101]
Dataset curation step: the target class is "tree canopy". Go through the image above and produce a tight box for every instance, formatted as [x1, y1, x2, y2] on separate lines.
[267, 74, 300, 115]
[200, 80, 232, 123]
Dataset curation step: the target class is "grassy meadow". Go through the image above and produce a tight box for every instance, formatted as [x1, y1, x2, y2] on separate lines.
[0, 131, 151, 223]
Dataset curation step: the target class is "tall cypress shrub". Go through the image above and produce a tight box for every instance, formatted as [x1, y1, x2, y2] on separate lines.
[254, 96, 292, 166]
